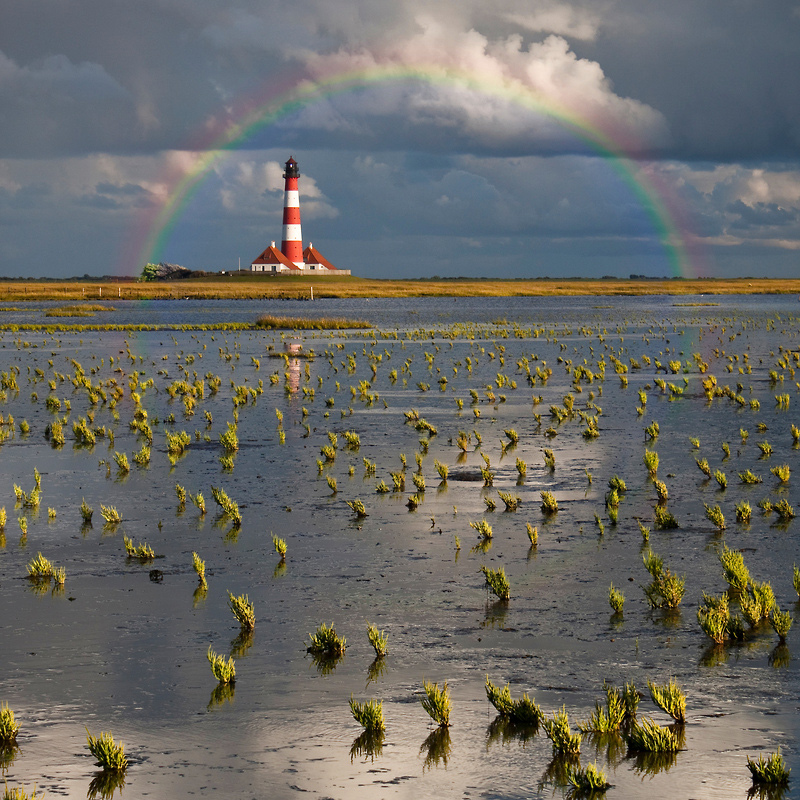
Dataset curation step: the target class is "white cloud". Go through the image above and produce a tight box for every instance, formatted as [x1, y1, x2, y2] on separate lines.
[505, 3, 603, 41]
[300, 17, 669, 152]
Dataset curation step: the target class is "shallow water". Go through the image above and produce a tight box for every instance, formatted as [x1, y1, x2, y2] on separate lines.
[1, 295, 799, 799]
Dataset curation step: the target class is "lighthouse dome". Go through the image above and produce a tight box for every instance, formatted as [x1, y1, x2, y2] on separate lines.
[283, 157, 300, 178]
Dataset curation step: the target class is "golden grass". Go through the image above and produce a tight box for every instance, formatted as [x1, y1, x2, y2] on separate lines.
[0, 276, 798, 302]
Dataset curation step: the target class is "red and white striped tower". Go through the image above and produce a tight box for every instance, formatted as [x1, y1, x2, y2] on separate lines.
[281, 156, 304, 267]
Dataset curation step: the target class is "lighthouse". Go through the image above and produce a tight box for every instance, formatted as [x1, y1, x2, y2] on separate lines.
[250, 156, 349, 274]
[281, 157, 304, 267]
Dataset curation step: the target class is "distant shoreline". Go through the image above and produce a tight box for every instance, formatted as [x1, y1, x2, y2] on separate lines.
[0, 276, 797, 302]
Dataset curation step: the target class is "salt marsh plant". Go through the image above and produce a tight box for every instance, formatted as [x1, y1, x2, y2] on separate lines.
[746, 749, 791, 787]
[609, 584, 625, 614]
[412, 473, 425, 492]
[219, 423, 239, 452]
[100, 505, 121, 524]
[503, 428, 519, 444]
[540, 491, 558, 515]
[86, 729, 128, 771]
[420, 680, 451, 727]
[648, 679, 686, 723]
[227, 591, 255, 631]
[736, 501, 752, 523]
[695, 457, 712, 478]
[349, 696, 385, 734]
[638, 520, 650, 542]
[689, 437, 700, 449]
[0, 508, 5, 530]
[367, 623, 388, 657]
[654, 480, 669, 502]
[769, 607, 793, 642]
[192, 552, 206, 587]
[644, 420, 659, 440]
[484, 677, 543, 725]
[625, 718, 680, 752]
[704, 503, 726, 531]
[210, 486, 242, 526]
[774, 498, 795, 520]
[643, 450, 659, 476]
[720, 545, 750, 591]
[190, 491, 206, 515]
[481, 565, 511, 601]
[642, 550, 685, 609]
[483, 496, 497, 512]
[794, 564, 800, 597]
[498, 491, 521, 511]
[326, 475, 338, 495]
[132, 443, 151, 466]
[565, 762, 610, 793]
[113, 451, 129, 474]
[79, 498, 93, 524]
[771, 464, 791, 482]
[207, 646, 235, 684]
[434, 460, 448, 482]
[739, 469, 762, 484]
[470, 519, 492, 539]
[175, 483, 186, 508]
[542, 706, 581, 755]
[26, 552, 55, 579]
[757, 441, 773, 458]
[526, 523, 538, 546]
[307, 623, 346, 655]
[714, 470, 727, 490]
[272, 534, 287, 559]
[654, 505, 678, 529]
[0, 703, 20, 744]
[543, 449, 556, 470]
[123, 536, 154, 560]
[346, 498, 368, 517]
[579, 684, 625, 733]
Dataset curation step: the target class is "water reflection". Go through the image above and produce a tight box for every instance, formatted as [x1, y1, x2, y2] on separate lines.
[229, 629, 254, 659]
[584, 731, 626, 768]
[768, 643, 790, 669]
[482, 599, 509, 629]
[0, 743, 18, 773]
[207, 681, 235, 710]
[192, 584, 208, 608]
[365, 657, 388, 687]
[629, 748, 679, 777]
[485, 717, 538, 749]
[349, 729, 384, 763]
[539, 753, 579, 789]
[470, 538, 492, 555]
[309, 651, 344, 675]
[747, 784, 791, 800]
[87, 769, 126, 800]
[419, 727, 451, 771]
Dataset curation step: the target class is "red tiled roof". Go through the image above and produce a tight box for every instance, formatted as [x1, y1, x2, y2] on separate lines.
[302, 245, 337, 270]
[251, 245, 301, 270]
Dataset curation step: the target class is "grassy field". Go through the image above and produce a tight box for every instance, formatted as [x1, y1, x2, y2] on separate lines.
[0, 275, 798, 302]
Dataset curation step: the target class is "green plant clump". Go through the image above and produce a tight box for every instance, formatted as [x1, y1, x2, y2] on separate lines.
[625, 718, 680, 752]
[420, 680, 451, 727]
[484, 676, 543, 725]
[207, 645, 236, 683]
[747, 749, 791, 787]
[648, 678, 686, 723]
[481, 565, 510, 601]
[307, 622, 346, 655]
[565, 762, 611, 792]
[86, 729, 128, 771]
[367, 623, 388, 657]
[349, 696, 385, 734]
[609, 583, 625, 614]
[0, 702, 20, 744]
[542, 706, 581, 755]
[228, 591, 255, 631]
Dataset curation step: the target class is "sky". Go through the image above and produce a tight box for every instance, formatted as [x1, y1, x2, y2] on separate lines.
[1, 0, 799, 280]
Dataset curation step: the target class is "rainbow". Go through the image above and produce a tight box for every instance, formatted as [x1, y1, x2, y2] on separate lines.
[125, 63, 701, 278]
